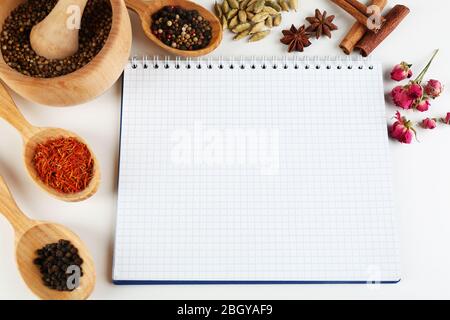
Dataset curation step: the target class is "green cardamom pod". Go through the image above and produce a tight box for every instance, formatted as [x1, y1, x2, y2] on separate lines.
[221, 15, 228, 29]
[288, 0, 298, 11]
[248, 30, 270, 42]
[214, 2, 223, 18]
[232, 22, 251, 33]
[222, 0, 230, 13]
[262, 6, 278, 15]
[253, 0, 265, 13]
[228, 0, 240, 9]
[265, 15, 273, 28]
[251, 12, 269, 23]
[265, 0, 282, 12]
[238, 10, 247, 23]
[247, 0, 258, 7]
[249, 21, 265, 34]
[278, 0, 289, 11]
[228, 15, 239, 29]
[240, 0, 250, 9]
[273, 14, 282, 26]
[226, 8, 238, 20]
[233, 29, 250, 40]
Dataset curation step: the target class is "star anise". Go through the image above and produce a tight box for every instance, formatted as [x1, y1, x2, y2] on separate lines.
[306, 9, 338, 39]
[280, 25, 311, 53]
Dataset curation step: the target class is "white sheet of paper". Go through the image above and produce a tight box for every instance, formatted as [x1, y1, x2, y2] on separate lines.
[113, 58, 400, 283]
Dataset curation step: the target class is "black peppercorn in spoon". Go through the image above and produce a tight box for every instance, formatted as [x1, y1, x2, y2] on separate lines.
[0, 175, 96, 300]
[125, 0, 222, 56]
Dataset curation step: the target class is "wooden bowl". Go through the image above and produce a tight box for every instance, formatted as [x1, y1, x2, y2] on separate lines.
[0, 0, 132, 107]
[126, 0, 222, 57]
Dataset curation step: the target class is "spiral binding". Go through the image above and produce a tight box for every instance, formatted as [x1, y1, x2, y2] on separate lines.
[130, 56, 375, 70]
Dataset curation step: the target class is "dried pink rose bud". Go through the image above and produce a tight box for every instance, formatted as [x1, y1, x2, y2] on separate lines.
[415, 98, 430, 112]
[390, 62, 413, 81]
[408, 83, 424, 100]
[422, 118, 437, 129]
[441, 112, 450, 125]
[391, 82, 423, 109]
[390, 111, 416, 144]
[424, 79, 443, 99]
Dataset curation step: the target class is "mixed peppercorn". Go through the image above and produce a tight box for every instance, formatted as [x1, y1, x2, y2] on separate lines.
[151, 6, 212, 51]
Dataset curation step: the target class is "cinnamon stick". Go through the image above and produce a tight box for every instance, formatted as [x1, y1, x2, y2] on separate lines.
[345, 0, 371, 16]
[339, 0, 387, 55]
[356, 4, 410, 57]
[330, 0, 375, 30]
[345, 0, 386, 24]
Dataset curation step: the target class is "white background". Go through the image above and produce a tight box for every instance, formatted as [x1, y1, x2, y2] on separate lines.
[0, 0, 449, 299]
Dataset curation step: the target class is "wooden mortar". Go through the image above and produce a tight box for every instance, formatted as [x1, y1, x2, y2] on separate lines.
[0, 0, 132, 107]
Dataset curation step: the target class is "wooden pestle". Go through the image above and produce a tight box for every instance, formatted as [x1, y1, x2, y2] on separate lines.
[30, 0, 88, 60]
[339, 0, 387, 54]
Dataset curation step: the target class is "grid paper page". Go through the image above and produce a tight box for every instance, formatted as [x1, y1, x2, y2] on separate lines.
[114, 58, 400, 283]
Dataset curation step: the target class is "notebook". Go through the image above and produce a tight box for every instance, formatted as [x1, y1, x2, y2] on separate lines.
[113, 57, 400, 284]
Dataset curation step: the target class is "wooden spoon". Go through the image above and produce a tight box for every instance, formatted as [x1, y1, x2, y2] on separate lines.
[0, 82, 100, 202]
[30, 0, 88, 60]
[125, 0, 222, 57]
[0, 175, 95, 300]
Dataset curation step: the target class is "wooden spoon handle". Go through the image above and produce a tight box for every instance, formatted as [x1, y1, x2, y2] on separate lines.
[0, 176, 34, 238]
[125, 0, 151, 14]
[0, 82, 35, 140]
